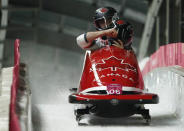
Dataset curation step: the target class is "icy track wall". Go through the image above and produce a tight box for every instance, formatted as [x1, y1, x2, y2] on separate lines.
[142, 43, 184, 76]
[142, 43, 184, 129]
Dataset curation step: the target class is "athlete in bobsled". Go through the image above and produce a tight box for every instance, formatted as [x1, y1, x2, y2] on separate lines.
[69, 7, 159, 125]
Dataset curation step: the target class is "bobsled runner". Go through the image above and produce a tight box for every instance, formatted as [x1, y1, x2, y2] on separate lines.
[69, 45, 159, 125]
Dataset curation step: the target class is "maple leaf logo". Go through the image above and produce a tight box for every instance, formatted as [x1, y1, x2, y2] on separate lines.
[95, 56, 136, 72]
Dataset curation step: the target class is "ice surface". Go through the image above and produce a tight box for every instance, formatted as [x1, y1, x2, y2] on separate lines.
[20, 41, 184, 131]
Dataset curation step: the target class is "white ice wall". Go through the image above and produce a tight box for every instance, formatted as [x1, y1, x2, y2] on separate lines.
[144, 66, 184, 130]
[0, 67, 13, 131]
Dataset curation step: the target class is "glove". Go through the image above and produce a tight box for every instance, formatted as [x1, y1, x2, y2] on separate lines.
[114, 20, 133, 44]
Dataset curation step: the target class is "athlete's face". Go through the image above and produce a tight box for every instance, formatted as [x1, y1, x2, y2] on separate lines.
[98, 18, 113, 29]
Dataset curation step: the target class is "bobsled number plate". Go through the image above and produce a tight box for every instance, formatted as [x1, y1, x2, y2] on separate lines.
[107, 84, 122, 95]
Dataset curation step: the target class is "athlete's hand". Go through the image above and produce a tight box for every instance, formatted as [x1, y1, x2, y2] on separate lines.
[105, 28, 118, 38]
[112, 39, 124, 49]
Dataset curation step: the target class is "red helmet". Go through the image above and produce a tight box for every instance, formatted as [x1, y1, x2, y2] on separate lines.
[93, 7, 119, 30]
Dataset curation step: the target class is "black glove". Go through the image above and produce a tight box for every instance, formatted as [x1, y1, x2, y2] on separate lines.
[114, 20, 133, 44]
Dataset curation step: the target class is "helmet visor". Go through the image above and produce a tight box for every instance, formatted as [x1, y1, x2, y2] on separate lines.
[95, 17, 114, 30]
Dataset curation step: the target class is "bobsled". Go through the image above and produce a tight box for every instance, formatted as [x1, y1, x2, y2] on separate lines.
[69, 45, 159, 125]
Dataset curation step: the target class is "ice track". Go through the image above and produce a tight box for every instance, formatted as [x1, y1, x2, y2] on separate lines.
[20, 42, 184, 131]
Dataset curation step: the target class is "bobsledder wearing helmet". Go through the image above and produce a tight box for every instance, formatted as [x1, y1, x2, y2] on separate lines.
[93, 7, 119, 30]
[93, 7, 133, 48]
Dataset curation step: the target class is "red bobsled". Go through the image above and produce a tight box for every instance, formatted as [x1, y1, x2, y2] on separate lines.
[69, 45, 159, 124]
